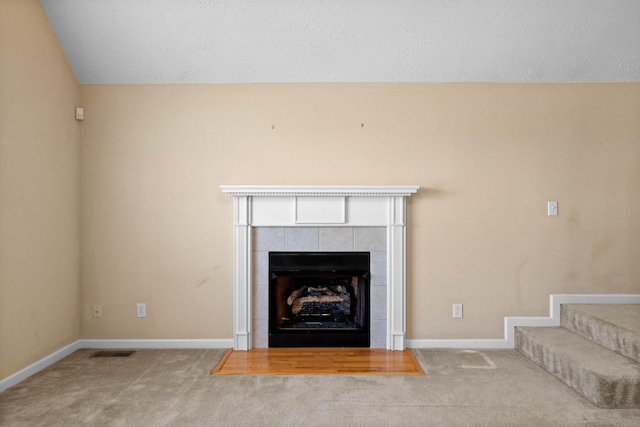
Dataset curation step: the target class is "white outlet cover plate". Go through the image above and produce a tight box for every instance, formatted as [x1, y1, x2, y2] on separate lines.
[136, 303, 146, 318]
[453, 304, 463, 318]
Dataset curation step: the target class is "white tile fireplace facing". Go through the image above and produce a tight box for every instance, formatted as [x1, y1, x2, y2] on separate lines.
[252, 227, 387, 348]
[220, 185, 419, 351]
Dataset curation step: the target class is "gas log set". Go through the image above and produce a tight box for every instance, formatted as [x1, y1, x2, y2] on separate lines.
[269, 252, 370, 347]
[287, 281, 351, 321]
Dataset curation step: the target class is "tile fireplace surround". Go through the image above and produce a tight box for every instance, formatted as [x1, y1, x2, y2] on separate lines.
[220, 185, 419, 351]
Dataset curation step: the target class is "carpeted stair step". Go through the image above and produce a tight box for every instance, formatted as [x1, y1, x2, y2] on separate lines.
[516, 326, 640, 408]
[561, 304, 640, 363]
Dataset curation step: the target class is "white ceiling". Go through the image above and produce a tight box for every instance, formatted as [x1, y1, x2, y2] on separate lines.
[40, 0, 640, 84]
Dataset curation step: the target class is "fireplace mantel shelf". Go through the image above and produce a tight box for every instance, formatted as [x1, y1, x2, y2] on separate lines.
[220, 185, 419, 197]
[222, 184, 419, 351]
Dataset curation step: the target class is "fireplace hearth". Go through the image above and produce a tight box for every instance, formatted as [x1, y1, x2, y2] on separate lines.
[269, 252, 370, 347]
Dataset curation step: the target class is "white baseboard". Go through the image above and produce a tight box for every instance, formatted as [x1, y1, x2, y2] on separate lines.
[503, 293, 640, 347]
[409, 293, 640, 350]
[0, 340, 82, 393]
[3, 294, 638, 392]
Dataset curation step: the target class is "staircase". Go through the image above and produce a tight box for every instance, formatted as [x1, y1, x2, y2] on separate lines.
[515, 304, 640, 408]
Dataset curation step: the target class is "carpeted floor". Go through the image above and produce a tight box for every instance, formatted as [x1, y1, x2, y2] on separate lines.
[1, 348, 639, 426]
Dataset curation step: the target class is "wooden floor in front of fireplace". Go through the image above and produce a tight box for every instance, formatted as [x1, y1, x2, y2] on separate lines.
[211, 348, 425, 376]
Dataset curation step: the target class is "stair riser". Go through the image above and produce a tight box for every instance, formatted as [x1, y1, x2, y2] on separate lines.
[561, 306, 640, 363]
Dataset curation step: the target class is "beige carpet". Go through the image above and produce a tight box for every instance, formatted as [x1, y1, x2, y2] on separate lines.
[1, 348, 639, 426]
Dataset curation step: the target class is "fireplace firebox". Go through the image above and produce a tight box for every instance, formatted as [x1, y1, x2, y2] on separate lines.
[269, 252, 370, 347]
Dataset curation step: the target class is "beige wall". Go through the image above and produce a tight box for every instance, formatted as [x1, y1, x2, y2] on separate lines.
[0, 0, 80, 380]
[79, 83, 640, 341]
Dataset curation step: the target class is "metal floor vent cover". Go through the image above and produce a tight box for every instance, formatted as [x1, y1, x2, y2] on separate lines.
[91, 351, 135, 358]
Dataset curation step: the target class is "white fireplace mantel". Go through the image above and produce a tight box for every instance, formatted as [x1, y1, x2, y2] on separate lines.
[220, 185, 419, 351]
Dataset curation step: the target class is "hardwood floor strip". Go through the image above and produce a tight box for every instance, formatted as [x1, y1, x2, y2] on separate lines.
[210, 348, 233, 375]
[211, 348, 425, 376]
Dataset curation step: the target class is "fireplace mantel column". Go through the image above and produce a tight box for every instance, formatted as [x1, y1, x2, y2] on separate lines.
[388, 196, 408, 351]
[232, 195, 252, 351]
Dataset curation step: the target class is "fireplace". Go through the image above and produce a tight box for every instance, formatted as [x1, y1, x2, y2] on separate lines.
[220, 185, 419, 351]
[269, 252, 370, 347]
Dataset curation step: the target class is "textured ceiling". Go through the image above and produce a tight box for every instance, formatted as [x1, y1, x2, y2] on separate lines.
[40, 0, 640, 84]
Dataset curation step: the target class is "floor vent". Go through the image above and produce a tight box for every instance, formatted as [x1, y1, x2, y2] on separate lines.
[90, 351, 135, 358]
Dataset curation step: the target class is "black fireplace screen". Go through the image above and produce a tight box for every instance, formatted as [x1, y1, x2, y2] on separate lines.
[269, 252, 370, 347]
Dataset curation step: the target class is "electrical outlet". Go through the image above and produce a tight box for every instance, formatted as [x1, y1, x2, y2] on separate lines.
[136, 303, 146, 318]
[93, 305, 101, 318]
[453, 303, 463, 319]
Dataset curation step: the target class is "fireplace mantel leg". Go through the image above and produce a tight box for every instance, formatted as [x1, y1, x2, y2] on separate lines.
[387, 196, 407, 351]
[233, 196, 252, 350]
